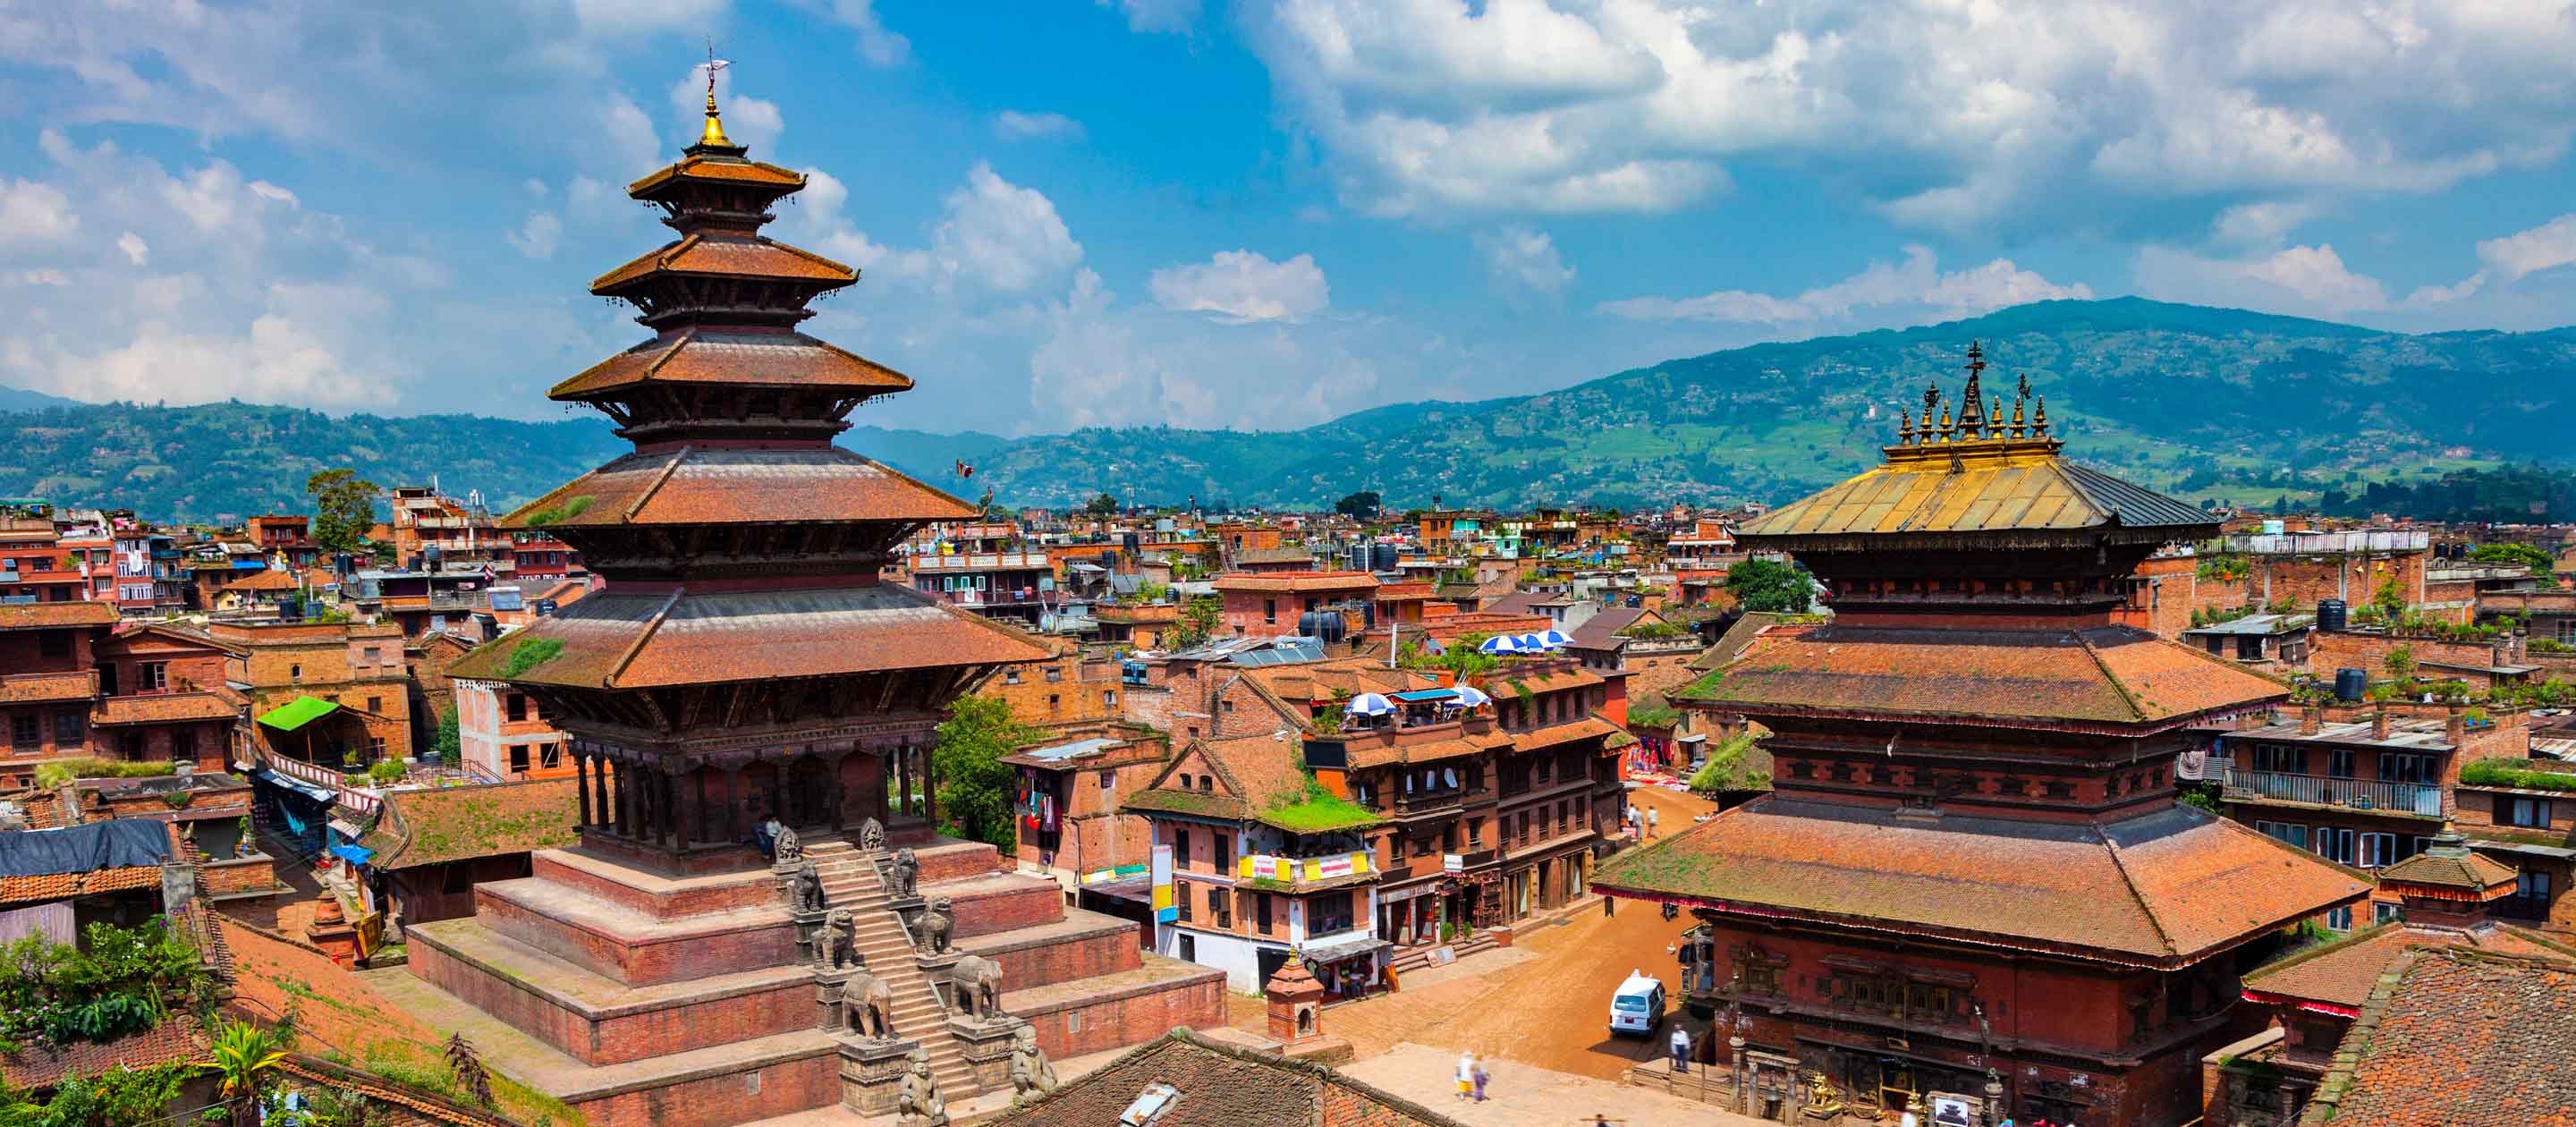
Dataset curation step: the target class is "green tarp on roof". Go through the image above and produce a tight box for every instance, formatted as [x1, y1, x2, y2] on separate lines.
[256, 696, 339, 731]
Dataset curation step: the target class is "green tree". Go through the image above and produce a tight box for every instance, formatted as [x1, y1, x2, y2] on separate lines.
[304, 470, 380, 555]
[2469, 541, 2555, 577]
[1169, 595, 1221, 648]
[1334, 490, 1382, 521]
[1083, 492, 1120, 516]
[431, 708, 462, 768]
[2383, 644, 2418, 682]
[199, 1021, 287, 1127]
[1723, 558, 1811, 614]
[931, 695, 1038, 851]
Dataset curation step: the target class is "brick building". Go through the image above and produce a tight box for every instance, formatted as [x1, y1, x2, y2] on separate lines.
[214, 620, 413, 768]
[2451, 756, 2576, 934]
[354, 776, 580, 928]
[0, 602, 116, 780]
[1610, 351, 2368, 1126]
[88, 623, 240, 772]
[450, 676, 572, 780]
[985, 644, 1124, 730]
[387, 485, 508, 572]
[1002, 724, 1170, 884]
[244, 514, 322, 571]
[1212, 571, 1379, 637]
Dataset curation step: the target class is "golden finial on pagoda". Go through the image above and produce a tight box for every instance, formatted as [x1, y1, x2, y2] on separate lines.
[1987, 395, 2004, 438]
[697, 42, 737, 150]
[2011, 392, 2027, 439]
[1897, 402, 1916, 445]
[2032, 395, 2048, 436]
[1937, 400, 1953, 439]
[1919, 383, 1940, 435]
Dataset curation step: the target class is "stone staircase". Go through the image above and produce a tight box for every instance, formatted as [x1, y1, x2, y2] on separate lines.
[1389, 930, 1497, 975]
[799, 838, 981, 1099]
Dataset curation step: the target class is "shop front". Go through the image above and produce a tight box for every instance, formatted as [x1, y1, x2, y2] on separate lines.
[1301, 929, 1391, 1002]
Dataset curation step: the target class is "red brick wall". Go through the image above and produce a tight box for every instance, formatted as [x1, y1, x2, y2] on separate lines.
[529, 852, 780, 918]
[199, 855, 276, 897]
[2249, 552, 2426, 614]
[1012, 967, 1226, 1059]
[945, 879, 1065, 939]
[475, 884, 798, 985]
[912, 841, 1004, 886]
[567, 1050, 839, 1127]
[2308, 631, 2515, 686]
[957, 920, 1140, 990]
[411, 934, 813, 1064]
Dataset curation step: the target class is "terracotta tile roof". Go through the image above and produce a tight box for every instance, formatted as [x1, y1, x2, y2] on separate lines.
[590, 233, 854, 292]
[1512, 716, 1623, 752]
[1212, 570, 1381, 594]
[503, 445, 978, 529]
[1676, 622, 2286, 731]
[1238, 659, 1435, 705]
[1740, 441, 2215, 551]
[0, 1010, 208, 1089]
[356, 777, 580, 870]
[2243, 921, 2576, 1013]
[1592, 797, 2369, 968]
[1345, 730, 1510, 769]
[2377, 846, 2520, 898]
[0, 670, 94, 704]
[625, 153, 807, 195]
[0, 864, 164, 908]
[1492, 666, 1604, 696]
[220, 569, 299, 592]
[549, 327, 916, 400]
[272, 1055, 517, 1127]
[1689, 611, 1788, 671]
[985, 1028, 1466, 1127]
[1566, 606, 1648, 649]
[91, 692, 238, 726]
[0, 602, 117, 631]
[445, 583, 1052, 690]
[1376, 581, 1436, 600]
[2299, 948, 2576, 1126]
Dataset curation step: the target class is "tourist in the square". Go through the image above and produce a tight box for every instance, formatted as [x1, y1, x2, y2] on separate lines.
[1668, 1025, 1690, 1072]
[1471, 1057, 1488, 1102]
[1454, 1051, 1476, 1100]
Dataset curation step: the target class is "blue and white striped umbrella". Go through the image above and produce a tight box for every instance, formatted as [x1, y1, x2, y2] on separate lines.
[1344, 692, 1395, 717]
[1515, 632, 1550, 650]
[1453, 686, 1493, 708]
[1477, 635, 1522, 655]
[1539, 629, 1573, 648]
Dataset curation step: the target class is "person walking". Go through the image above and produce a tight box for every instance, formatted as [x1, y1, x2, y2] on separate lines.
[1454, 1051, 1476, 1101]
[1647, 807, 1659, 838]
[1668, 1025, 1691, 1073]
[1471, 1058, 1489, 1102]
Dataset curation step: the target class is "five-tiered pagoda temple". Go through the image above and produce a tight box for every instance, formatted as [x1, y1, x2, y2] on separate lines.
[1601, 345, 2370, 1127]
[390, 80, 1223, 1127]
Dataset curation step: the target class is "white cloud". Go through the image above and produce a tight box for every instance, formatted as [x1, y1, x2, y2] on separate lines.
[0, 179, 79, 245]
[928, 163, 1084, 294]
[1474, 225, 1574, 298]
[821, 0, 911, 67]
[508, 212, 564, 260]
[1149, 250, 1331, 321]
[12, 269, 70, 287]
[1599, 246, 2089, 326]
[1103, 0, 1201, 34]
[115, 232, 148, 266]
[601, 95, 662, 174]
[1245, 0, 2576, 225]
[993, 111, 1084, 142]
[2212, 200, 2320, 248]
[570, 0, 726, 37]
[2135, 242, 2398, 316]
[2476, 214, 2576, 284]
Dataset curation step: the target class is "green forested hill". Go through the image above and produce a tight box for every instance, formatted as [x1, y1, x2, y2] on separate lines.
[6, 298, 2573, 522]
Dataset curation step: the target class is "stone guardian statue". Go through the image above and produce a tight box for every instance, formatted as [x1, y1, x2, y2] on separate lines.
[1006, 1025, 1058, 1105]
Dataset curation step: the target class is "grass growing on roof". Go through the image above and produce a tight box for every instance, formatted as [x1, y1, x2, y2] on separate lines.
[1258, 774, 1381, 833]
[520, 495, 594, 528]
[497, 638, 565, 679]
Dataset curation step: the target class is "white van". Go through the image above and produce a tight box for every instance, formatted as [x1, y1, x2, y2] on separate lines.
[1609, 970, 1665, 1036]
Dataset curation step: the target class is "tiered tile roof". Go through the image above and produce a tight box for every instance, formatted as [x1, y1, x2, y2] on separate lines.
[986, 1028, 1463, 1127]
[2300, 948, 2576, 1125]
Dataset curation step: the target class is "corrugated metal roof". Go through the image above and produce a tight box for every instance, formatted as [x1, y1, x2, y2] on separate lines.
[1740, 438, 2213, 547]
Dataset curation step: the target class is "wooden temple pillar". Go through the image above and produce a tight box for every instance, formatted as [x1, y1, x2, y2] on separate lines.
[574, 752, 594, 827]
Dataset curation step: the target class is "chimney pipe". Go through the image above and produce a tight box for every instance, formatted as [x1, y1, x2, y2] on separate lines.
[2301, 703, 2323, 736]
[2371, 709, 2393, 741]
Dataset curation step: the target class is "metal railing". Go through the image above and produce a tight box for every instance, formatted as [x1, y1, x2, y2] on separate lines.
[2221, 767, 2445, 816]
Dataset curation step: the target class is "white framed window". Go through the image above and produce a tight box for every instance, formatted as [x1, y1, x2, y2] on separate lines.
[2374, 902, 2404, 925]
[2358, 832, 2398, 869]
[2257, 820, 2309, 849]
[2315, 827, 2356, 865]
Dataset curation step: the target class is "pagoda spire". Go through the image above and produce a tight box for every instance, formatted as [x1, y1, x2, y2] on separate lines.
[1959, 342, 1987, 430]
[690, 43, 744, 157]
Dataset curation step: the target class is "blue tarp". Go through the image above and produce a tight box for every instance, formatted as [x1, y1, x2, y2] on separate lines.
[0, 819, 171, 877]
[328, 843, 374, 866]
[1390, 688, 1460, 703]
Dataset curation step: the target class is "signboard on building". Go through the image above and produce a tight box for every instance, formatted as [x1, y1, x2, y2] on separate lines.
[1150, 843, 1175, 924]
[1443, 853, 1464, 874]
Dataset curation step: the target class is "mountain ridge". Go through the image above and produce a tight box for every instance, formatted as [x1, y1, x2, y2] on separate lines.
[4, 298, 2572, 521]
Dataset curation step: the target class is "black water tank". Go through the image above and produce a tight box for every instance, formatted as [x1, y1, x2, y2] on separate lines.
[1296, 609, 1347, 644]
[1373, 543, 1398, 572]
[2334, 667, 2368, 701]
[2317, 598, 2347, 631]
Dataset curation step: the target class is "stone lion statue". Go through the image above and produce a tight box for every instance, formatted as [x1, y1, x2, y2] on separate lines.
[826, 908, 860, 970]
[889, 846, 919, 899]
[917, 895, 953, 954]
[792, 860, 826, 913]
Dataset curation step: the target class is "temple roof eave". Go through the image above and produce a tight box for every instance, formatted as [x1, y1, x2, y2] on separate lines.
[498, 446, 980, 530]
[547, 327, 917, 402]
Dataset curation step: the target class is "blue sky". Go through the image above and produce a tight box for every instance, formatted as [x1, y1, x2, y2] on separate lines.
[6, 1, 2576, 436]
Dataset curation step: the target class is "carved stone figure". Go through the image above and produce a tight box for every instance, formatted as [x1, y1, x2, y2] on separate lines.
[889, 847, 919, 899]
[826, 909, 860, 970]
[949, 953, 1004, 1019]
[774, 824, 802, 863]
[917, 895, 953, 954]
[860, 817, 887, 852]
[792, 860, 826, 913]
[839, 970, 894, 1040]
[897, 1046, 946, 1126]
[1006, 1025, 1057, 1104]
